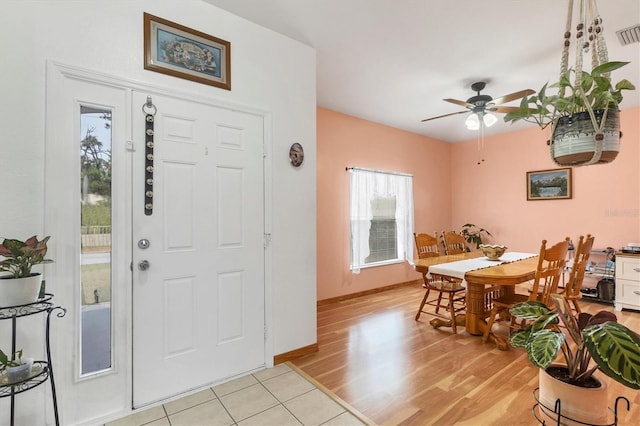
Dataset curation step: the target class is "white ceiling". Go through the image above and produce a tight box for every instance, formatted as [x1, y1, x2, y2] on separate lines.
[203, 0, 640, 142]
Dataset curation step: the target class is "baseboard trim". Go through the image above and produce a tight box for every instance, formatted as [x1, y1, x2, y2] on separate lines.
[274, 343, 319, 365]
[317, 279, 421, 306]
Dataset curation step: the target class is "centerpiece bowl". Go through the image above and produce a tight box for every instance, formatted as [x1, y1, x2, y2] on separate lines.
[479, 244, 507, 261]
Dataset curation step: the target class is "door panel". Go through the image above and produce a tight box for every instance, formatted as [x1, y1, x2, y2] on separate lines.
[132, 92, 265, 407]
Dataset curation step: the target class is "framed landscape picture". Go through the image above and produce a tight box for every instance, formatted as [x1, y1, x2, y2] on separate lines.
[527, 168, 572, 200]
[144, 13, 231, 90]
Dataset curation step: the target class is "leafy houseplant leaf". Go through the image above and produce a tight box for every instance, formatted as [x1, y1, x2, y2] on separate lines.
[509, 329, 531, 349]
[592, 61, 630, 75]
[525, 329, 564, 369]
[509, 300, 550, 320]
[583, 322, 640, 390]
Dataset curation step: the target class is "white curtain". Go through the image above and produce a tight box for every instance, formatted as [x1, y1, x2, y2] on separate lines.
[349, 168, 414, 273]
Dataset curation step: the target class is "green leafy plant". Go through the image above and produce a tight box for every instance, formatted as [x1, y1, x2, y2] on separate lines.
[504, 61, 635, 129]
[0, 236, 53, 279]
[460, 224, 492, 250]
[0, 349, 23, 369]
[509, 293, 640, 389]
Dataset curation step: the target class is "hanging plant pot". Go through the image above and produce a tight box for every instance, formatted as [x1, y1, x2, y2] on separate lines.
[0, 273, 43, 308]
[537, 365, 610, 426]
[549, 109, 621, 166]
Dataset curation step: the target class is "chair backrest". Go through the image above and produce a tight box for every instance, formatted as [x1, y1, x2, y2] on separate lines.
[414, 232, 440, 259]
[563, 234, 595, 298]
[442, 231, 466, 255]
[529, 237, 571, 305]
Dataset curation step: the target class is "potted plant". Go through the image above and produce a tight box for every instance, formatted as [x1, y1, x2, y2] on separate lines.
[504, 61, 635, 166]
[0, 235, 52, 307]
[460, 224, 492, 250]
[0, 349, 34, 384]
[509, 293, 640, 424]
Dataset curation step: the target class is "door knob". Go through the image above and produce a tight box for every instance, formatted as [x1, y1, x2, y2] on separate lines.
[138, 260, 150, 271]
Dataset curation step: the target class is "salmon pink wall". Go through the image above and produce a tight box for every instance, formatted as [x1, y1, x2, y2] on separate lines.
[316, 108, 452, 300]
[317, 107, 639, 301]
[450, 107, 640, 254]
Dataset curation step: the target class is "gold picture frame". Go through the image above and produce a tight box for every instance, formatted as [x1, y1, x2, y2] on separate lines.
[526, 168, 572, 200]
[144, 13, 231, 90]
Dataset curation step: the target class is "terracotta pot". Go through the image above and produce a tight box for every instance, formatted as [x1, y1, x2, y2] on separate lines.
[538, 365, 610, 426]
[550, 109, 620, 166]
[0, 274, 43, 308]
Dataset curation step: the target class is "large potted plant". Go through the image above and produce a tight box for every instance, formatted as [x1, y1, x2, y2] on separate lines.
[460, 223, 492, 250]
[504, 61, 635, 166]
[0, 235, 52, 307]
[509, 293, 640, 425]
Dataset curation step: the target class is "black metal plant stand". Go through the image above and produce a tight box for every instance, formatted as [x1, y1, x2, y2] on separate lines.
[0, 294, 66, 426]
[532, 387, 630, 426]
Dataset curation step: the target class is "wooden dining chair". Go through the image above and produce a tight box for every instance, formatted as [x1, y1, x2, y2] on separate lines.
[442, 231, 467, 255]
[482, 237, 570, 343]
[559, 234, 595, 314]
[414, 232, 466, 333]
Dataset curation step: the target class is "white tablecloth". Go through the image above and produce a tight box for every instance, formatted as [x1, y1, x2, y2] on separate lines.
[427, 252, 537, 281]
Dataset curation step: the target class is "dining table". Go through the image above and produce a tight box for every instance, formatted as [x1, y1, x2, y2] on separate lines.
[414, 251, 539, 350]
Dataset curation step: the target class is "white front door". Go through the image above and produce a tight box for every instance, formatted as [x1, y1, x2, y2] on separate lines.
[131, 91, 266, 407]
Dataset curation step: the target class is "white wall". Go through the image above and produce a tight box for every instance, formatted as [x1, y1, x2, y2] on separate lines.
[0, 0, 316, 424]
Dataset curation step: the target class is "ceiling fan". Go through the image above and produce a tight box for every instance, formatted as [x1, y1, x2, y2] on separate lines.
[421, 82, 534, 129]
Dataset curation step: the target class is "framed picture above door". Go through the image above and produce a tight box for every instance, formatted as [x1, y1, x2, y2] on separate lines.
[143, 13, 231, 90]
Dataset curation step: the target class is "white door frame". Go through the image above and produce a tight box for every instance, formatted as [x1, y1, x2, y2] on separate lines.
[45, 61, 273, 425]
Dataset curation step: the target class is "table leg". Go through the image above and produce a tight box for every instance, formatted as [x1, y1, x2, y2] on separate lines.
[465, 283, 515, 350]
[429, 314, 465, 330]
[465, 283, 487, 335]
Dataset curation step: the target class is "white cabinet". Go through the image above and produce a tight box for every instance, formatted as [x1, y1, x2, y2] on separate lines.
[614, 253, 640, 311]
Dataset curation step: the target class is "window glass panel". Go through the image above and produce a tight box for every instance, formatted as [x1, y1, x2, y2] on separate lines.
[349, 169, 414, 272]
[80, 106, 112, 375]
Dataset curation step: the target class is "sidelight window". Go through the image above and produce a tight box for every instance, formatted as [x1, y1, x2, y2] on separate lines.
[79, 106, 113, 376]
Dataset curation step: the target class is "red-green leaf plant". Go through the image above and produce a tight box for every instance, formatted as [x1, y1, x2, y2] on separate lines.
[0, 236, 53, 279]
[509, 293, 640, 389]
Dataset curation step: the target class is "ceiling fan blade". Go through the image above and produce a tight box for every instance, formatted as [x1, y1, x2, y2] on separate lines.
[490, 106, 522, 113]
[443, 98, 474, 109]
[490, 89, 535, 105]
[421, 110, 469, 122]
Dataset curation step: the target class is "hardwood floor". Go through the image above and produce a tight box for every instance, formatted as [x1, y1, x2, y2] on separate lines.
[291, 284, 640, 425]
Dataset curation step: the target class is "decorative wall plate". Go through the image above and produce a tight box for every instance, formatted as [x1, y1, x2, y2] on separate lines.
[289, 142, 304, 167]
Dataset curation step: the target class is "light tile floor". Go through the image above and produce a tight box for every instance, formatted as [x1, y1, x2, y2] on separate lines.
[105, 363, 369, 426]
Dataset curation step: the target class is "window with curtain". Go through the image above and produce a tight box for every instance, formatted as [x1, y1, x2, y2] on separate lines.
[349, 168, 414, 273]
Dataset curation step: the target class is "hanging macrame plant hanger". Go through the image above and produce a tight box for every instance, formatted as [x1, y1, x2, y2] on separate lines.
[548, 0, 621, 166]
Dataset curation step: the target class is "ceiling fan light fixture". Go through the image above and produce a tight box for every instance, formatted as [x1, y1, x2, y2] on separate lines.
[465, 113, 480, 130]
[483, 113, 498, 127]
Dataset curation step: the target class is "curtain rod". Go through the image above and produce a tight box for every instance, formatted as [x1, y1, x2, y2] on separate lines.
[345, 167, 413, 178]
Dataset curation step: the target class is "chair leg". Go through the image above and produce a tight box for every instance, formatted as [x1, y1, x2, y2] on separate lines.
[572, 299, 582, 314]
[435, 291, 444, 314]
[448, 292, 457, 334]
[415, 288, 431, 321]
[482, 306, 498, 343]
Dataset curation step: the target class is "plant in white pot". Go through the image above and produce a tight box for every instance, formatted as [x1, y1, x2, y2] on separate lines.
[509, 293, 640, 425]
[0, 235, 52, 307]
[0, 349, 34, 384]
